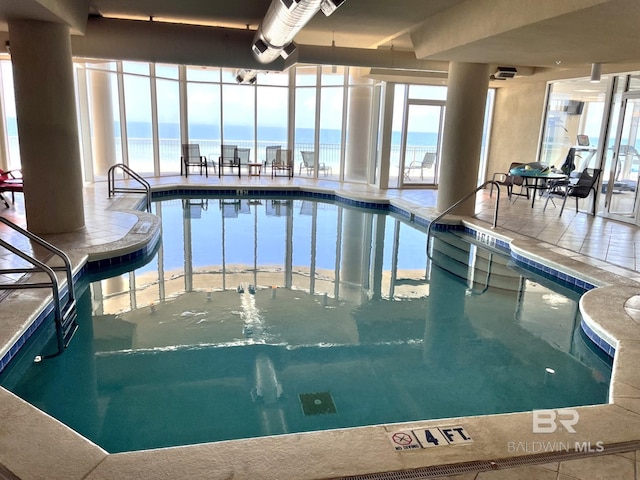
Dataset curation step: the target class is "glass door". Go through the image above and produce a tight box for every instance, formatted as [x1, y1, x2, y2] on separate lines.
[604, 92, 640, 221]
[400, 101, 444, 186]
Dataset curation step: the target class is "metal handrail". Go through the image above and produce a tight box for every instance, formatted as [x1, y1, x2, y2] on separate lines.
[426, 180, 501, 256]
[466, 252, 494, 296]
[0, 216, 77, 355]
[108, 163, 152, 212]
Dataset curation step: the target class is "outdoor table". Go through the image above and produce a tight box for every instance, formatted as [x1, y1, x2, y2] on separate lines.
[509, 166, 567, 208]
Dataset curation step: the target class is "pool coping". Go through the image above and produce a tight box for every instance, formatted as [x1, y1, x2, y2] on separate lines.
[2, 182, 640, 479]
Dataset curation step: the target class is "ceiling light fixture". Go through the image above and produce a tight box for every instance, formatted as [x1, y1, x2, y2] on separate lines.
[590, 62, 602, 83]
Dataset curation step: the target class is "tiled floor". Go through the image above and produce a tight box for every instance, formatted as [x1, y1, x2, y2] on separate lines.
[2, 175, 640, 479]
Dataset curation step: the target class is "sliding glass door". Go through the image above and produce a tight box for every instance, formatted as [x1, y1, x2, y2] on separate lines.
[400, 101, 444, 186]
[603, 92, 640, 221]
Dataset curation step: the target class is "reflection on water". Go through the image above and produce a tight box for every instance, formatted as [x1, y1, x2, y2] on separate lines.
[0, 197, 612, 453]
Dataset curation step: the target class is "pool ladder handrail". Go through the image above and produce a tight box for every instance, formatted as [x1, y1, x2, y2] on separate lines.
[426, 180, 501, 257]
[0, 217, 78, 357]
[108, 163, 152, 212]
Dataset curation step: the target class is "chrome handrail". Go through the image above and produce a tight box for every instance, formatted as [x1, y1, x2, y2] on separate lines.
[426, 180, 501, 256]
[0, 216, 77, 356]
[108, 163, 152, 212]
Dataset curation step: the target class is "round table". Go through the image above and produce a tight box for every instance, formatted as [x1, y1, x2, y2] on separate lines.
[509, 167, 567, 208]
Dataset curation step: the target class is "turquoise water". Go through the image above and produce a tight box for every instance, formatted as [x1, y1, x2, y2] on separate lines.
[0, 197, 612, 453]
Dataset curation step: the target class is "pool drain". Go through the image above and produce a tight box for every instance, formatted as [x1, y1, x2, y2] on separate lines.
[299, 392, 337, 416]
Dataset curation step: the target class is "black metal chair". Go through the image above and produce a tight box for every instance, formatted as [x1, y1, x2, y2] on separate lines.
[490, 161, 529, 200]
[271, 148, 294, 178]
[181, 144, 208, 177]
[543, 168, 602, 216]
[265, 145, 280, 166]
[218, 144, 241, 177]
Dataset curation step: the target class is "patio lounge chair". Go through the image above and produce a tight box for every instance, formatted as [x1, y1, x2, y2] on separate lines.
[181, 144, 208, 177]
[271, 148, 294, 178]
[300, 151, 331, 176]
[265, 145, 281, 166]
[404, 151, 436, 180]
[219, 144, 241, 177]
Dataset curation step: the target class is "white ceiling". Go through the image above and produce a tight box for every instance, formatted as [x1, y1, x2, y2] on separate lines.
[2, 0, 640, 83]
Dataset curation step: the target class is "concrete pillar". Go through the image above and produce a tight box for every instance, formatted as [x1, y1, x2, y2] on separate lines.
[89, 67, 116, 179]
[345, 68, 372, 182]
[8, 19, 85, 233]
[437, 62, 490, 216]
[340, 208, 367, 303]
[375, 82, 394, 190]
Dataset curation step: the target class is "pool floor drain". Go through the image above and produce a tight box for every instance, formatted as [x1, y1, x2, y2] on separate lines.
[299, 392, 337, 416]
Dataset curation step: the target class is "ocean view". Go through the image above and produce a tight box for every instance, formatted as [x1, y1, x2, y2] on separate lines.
[6, 121, 438, 146]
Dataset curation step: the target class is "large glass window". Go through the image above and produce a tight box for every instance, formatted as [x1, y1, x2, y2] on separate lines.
[319, 79, 343, 180]
[123, 62, 153, 174]
[156, 64, 181, 175]
[222, 82, 255, 160]
[187, 80, 221, 162]
[3, 56, 503, 191]
[295, 67, 318, 176]
[408, 85, 447, 101]
[256, 70, 288, 163]
[1, 61, 19, 169]
[540, 78, 609, 169]
[389, 84, 406, 186]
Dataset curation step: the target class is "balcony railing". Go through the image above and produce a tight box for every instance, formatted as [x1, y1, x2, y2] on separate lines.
[7, 135, 440, 183]
[119, 138, 439, 180]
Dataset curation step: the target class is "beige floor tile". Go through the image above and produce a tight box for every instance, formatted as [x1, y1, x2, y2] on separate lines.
[559, 454, 635, 480]
[476, 465, 557, 479]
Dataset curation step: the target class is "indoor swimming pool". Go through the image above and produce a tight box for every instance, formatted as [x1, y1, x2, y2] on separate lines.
[0, 196, 612, 453]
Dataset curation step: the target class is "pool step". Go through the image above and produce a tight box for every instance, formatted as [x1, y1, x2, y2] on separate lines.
[61, 299, 79, 347]
[429, 231, 520, 291]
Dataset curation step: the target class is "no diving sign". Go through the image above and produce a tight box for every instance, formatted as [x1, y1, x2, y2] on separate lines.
[388, 426, 473, 451]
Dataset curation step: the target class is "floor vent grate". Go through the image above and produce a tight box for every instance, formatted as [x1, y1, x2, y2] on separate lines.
[333, 440, 640, 479]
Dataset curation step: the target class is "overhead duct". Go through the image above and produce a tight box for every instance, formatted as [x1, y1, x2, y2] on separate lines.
[252, 0, 346, 64]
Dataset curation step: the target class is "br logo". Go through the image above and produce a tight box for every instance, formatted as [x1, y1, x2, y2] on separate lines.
[532, 409, 579, 433]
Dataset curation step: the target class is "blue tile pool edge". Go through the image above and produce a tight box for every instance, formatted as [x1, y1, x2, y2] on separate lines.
[0, 189, 615, 374]
[0, 230, 161, 375]
[0, 266, 86, 373]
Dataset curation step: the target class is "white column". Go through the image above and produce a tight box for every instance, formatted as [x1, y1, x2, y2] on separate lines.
[89, 67, 116, 179]
[375, 82, 394, 190]
[345, 68, 372, 182]
[9, 19, 85, 233]
[437, 62, 490, 216]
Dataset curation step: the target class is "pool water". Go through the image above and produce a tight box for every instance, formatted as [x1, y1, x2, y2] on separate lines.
[0, 197, 612, 453]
